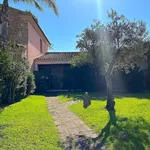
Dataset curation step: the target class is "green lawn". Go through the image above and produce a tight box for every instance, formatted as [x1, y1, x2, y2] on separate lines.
[58, 92, 106, 102]
[69, 96, 150, 150]
[0, 96, 61, 150]
[58, 92, 150, 102]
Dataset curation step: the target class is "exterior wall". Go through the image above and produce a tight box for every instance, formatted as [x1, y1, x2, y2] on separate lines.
[7, 7, 50, 71]
[28, 22, 49, 70]
[8, 8, 28, 46]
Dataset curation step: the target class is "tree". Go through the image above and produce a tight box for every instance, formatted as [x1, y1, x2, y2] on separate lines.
[72, 10, 149, 110]
[0, 0, 58, 42]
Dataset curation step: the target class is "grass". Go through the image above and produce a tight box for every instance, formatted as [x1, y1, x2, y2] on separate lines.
[0, 96, 61, 150]
[58, 92, 150, 103]
[69, 96, 150, 150]
[57, 92, 106, 103]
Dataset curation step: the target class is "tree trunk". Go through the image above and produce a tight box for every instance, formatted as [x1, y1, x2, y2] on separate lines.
[0, 0, 9, 43]
[105, 75, 115, 110]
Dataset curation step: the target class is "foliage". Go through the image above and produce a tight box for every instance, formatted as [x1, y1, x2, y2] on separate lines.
[0, 96, 61, 150]
[0, 50, 11, 97]
[0, 42, 36, 104]
[34, 71, 48, 93]
[72, 9, 150, 110]
[2, 0, 58, 15]
[71, 52, 91, 67]
[74, 11, 149, 73]
[69, 95, 150, 150]
[1, 42, 28, 104]
[25, 10, 39, 23]
[125, 67, 146, 92]
[145, 53, 150, 90]
[26, 72, 36, 96]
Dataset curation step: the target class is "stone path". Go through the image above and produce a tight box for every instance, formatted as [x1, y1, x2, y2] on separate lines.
[46, 97, 97, 149]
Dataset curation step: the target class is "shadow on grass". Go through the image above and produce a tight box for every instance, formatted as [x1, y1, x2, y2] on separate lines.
[63, 110, 150, 150]
[0, 104, 8, 113]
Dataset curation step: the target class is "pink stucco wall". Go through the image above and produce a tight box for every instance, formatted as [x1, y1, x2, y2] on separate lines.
[28, 22, 49, 70]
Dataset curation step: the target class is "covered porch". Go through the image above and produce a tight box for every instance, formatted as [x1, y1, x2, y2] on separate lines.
[34, 52, 84, 92]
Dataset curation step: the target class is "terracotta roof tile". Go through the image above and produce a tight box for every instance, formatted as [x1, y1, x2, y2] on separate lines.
[35, 52, 80, 61]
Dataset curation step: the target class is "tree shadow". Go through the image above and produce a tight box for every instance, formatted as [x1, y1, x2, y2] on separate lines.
[62, 110, 150, 150]
[63, 135, 96, 150]
[0, 104, 7, 113]
[93, 110, 150, 150]
[92, 110, 118, 149]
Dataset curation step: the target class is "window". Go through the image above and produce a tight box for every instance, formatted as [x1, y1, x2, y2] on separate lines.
[40, 39, 42, 53]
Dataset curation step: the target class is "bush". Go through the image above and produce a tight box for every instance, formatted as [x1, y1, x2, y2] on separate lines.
[34, 71, 46, 93]
[0, 42, 36, 104]
[26, 72, 36, 96]
[125, 67, 146, 93]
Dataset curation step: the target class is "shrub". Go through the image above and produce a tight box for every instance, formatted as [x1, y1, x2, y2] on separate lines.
[34, 71, 48, 93]
[0, 42, 35, 104]
[125, 67, 146, 93]
[26, 72, 36, 96]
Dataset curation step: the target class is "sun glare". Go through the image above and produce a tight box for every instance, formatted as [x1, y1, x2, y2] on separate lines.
[96, 0, 103, 19]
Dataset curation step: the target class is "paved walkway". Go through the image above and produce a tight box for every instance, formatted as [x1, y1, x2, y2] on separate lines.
[46, 97, 97, 149]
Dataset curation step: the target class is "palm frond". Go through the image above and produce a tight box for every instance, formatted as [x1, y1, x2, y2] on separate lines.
[37, 0, 58, 16]
[12, 0, 58, 16]
[33, 0, 43, 11]
[12, 0, 43, 11]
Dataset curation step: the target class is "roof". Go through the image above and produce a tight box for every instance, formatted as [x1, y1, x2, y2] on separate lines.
[35, 52, 80, 62]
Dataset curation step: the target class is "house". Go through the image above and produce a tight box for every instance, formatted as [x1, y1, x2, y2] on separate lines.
[6, 7, 79, 68]
[6, 6, 50, 70]
[5, 7, 82, 91]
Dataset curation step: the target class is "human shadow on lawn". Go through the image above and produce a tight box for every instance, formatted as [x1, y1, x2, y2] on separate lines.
[63, 110, 150, 150]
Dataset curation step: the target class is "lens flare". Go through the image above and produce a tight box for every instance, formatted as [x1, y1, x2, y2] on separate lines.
[96, 0, 103, 19]
[96, 0, 127, 93]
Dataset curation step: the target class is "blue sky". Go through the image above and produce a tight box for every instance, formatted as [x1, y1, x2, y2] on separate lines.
[8, 0, 150, 52]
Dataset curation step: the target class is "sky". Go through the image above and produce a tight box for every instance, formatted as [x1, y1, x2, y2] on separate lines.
[7, 0, 150, 52]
